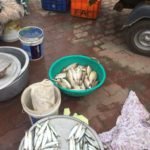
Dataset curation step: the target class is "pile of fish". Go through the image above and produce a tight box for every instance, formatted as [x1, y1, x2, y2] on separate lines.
[68, 123, 99, 150]
[54, 63, 98, 90]
[22, 121, 59, 150]
[21, 120, 101, 150]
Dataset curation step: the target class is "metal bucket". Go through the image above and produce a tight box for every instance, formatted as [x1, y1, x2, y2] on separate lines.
[0, 46, 29, 101]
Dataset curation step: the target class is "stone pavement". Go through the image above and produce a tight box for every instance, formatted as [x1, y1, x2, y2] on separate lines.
[0, 0, 150, 149]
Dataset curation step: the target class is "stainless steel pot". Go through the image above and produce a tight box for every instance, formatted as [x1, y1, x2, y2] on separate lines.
[0, 46, 29, 101]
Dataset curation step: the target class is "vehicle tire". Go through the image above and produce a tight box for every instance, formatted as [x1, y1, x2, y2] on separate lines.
[126, 20, 150, 56]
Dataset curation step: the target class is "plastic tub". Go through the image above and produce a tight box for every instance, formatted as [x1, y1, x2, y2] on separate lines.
[21, 84, 61, 124]
[48, 55, 106, 97]
[18, 26, 44, 61]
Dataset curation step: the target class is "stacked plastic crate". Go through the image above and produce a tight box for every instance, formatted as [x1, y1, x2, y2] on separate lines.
[41, 0, 70, 12]
[71, 0, 101, 19]
[41, 0, 101, 19]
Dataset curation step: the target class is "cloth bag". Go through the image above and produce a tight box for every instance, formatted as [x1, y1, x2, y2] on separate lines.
[31, 79, 56, 113]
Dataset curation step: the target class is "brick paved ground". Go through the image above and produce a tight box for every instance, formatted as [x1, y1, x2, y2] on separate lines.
[0, 0, 150, 149]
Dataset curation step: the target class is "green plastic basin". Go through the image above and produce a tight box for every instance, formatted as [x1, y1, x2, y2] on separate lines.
[48, 55, 106, 97]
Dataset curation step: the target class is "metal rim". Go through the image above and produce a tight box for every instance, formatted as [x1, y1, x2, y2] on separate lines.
[21, 85, 61, 117]
[0, 53, 21, 90]
[0, 46, 29, 75]
[134, 30, 150, 51]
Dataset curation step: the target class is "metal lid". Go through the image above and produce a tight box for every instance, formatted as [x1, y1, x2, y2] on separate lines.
[0, 53, 21, 90]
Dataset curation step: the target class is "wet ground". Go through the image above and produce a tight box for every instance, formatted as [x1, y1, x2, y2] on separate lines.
[0, 0, 150, 149]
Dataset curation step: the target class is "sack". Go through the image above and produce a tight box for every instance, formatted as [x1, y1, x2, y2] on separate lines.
[99, 91, 150, 150]
[31, 79, 56, 113]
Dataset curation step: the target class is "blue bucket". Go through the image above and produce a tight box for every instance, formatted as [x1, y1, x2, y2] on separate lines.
[18, 26, 44, 61]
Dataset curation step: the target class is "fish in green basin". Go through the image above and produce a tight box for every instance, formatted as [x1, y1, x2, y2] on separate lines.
[54, 63, 98, 90]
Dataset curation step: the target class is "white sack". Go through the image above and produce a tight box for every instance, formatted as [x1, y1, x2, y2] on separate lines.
[0, 0, 24, 24]
[31, 79, 56, 113]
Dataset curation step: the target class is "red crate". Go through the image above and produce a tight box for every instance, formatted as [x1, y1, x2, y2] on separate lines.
[71, 0, 101, 19]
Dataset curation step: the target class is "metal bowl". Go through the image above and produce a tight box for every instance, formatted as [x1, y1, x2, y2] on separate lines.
[0, 46, 29, 101]
[19, 115, 104, 150]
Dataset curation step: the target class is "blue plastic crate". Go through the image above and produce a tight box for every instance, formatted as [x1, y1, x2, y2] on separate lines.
[41, 0, 70, 12]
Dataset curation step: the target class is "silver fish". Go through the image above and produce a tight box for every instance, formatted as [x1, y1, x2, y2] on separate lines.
[28, 131, 33, 150]
[34, 127, 40, 146]
[75, 124, 83, 139]
[76, 142, 80, 150]
[80, 83, 86, 90]
[38, 121, 48, 135]
[76, 126, 86, 142]
[35, 133, 43, 150]
[83, 143, 88, 150]
[89, 71, 97, 83]
[70, 68, 78, 83]
[0, 63, 11, 79]
[36, 124, 42, 129]
[48, 122, 59, 137]
[56, 79, 68, 88]
[85, 135, 99, 149]
[86, 66, 92, 76]
[41, 129, 48, 149]
[67, 69, 76, 88]
[92, 81, 98, 87]
[84, 76, 91, 89]
[46, 126, 52, 142]
[88, 144, 98, 150]
[76, 67, 82, 81]
[68, 124, 79, 139]
[63, 63, 77, 72]
[61, 79, 72, 89]
[73, 85, 81, 90]
[51, 131, 58, 142]
[81, 71, 86, 82]
[42, 141, 59, 149]
[55, 73, 66, 79]
[69, 137, 76, 150]
[77, 65, 84, 70]
[23, 131, 29, 150]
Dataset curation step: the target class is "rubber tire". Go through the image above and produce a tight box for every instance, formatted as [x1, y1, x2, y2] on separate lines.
[126, 20, 150, 56]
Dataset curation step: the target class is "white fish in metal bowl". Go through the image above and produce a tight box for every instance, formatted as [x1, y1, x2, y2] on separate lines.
[0, 62, 11, 79]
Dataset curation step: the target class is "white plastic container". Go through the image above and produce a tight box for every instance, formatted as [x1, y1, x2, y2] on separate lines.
[18, 26, 44, 61]
[2, 20, 21, 42]
[21, 84, 61, 124]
